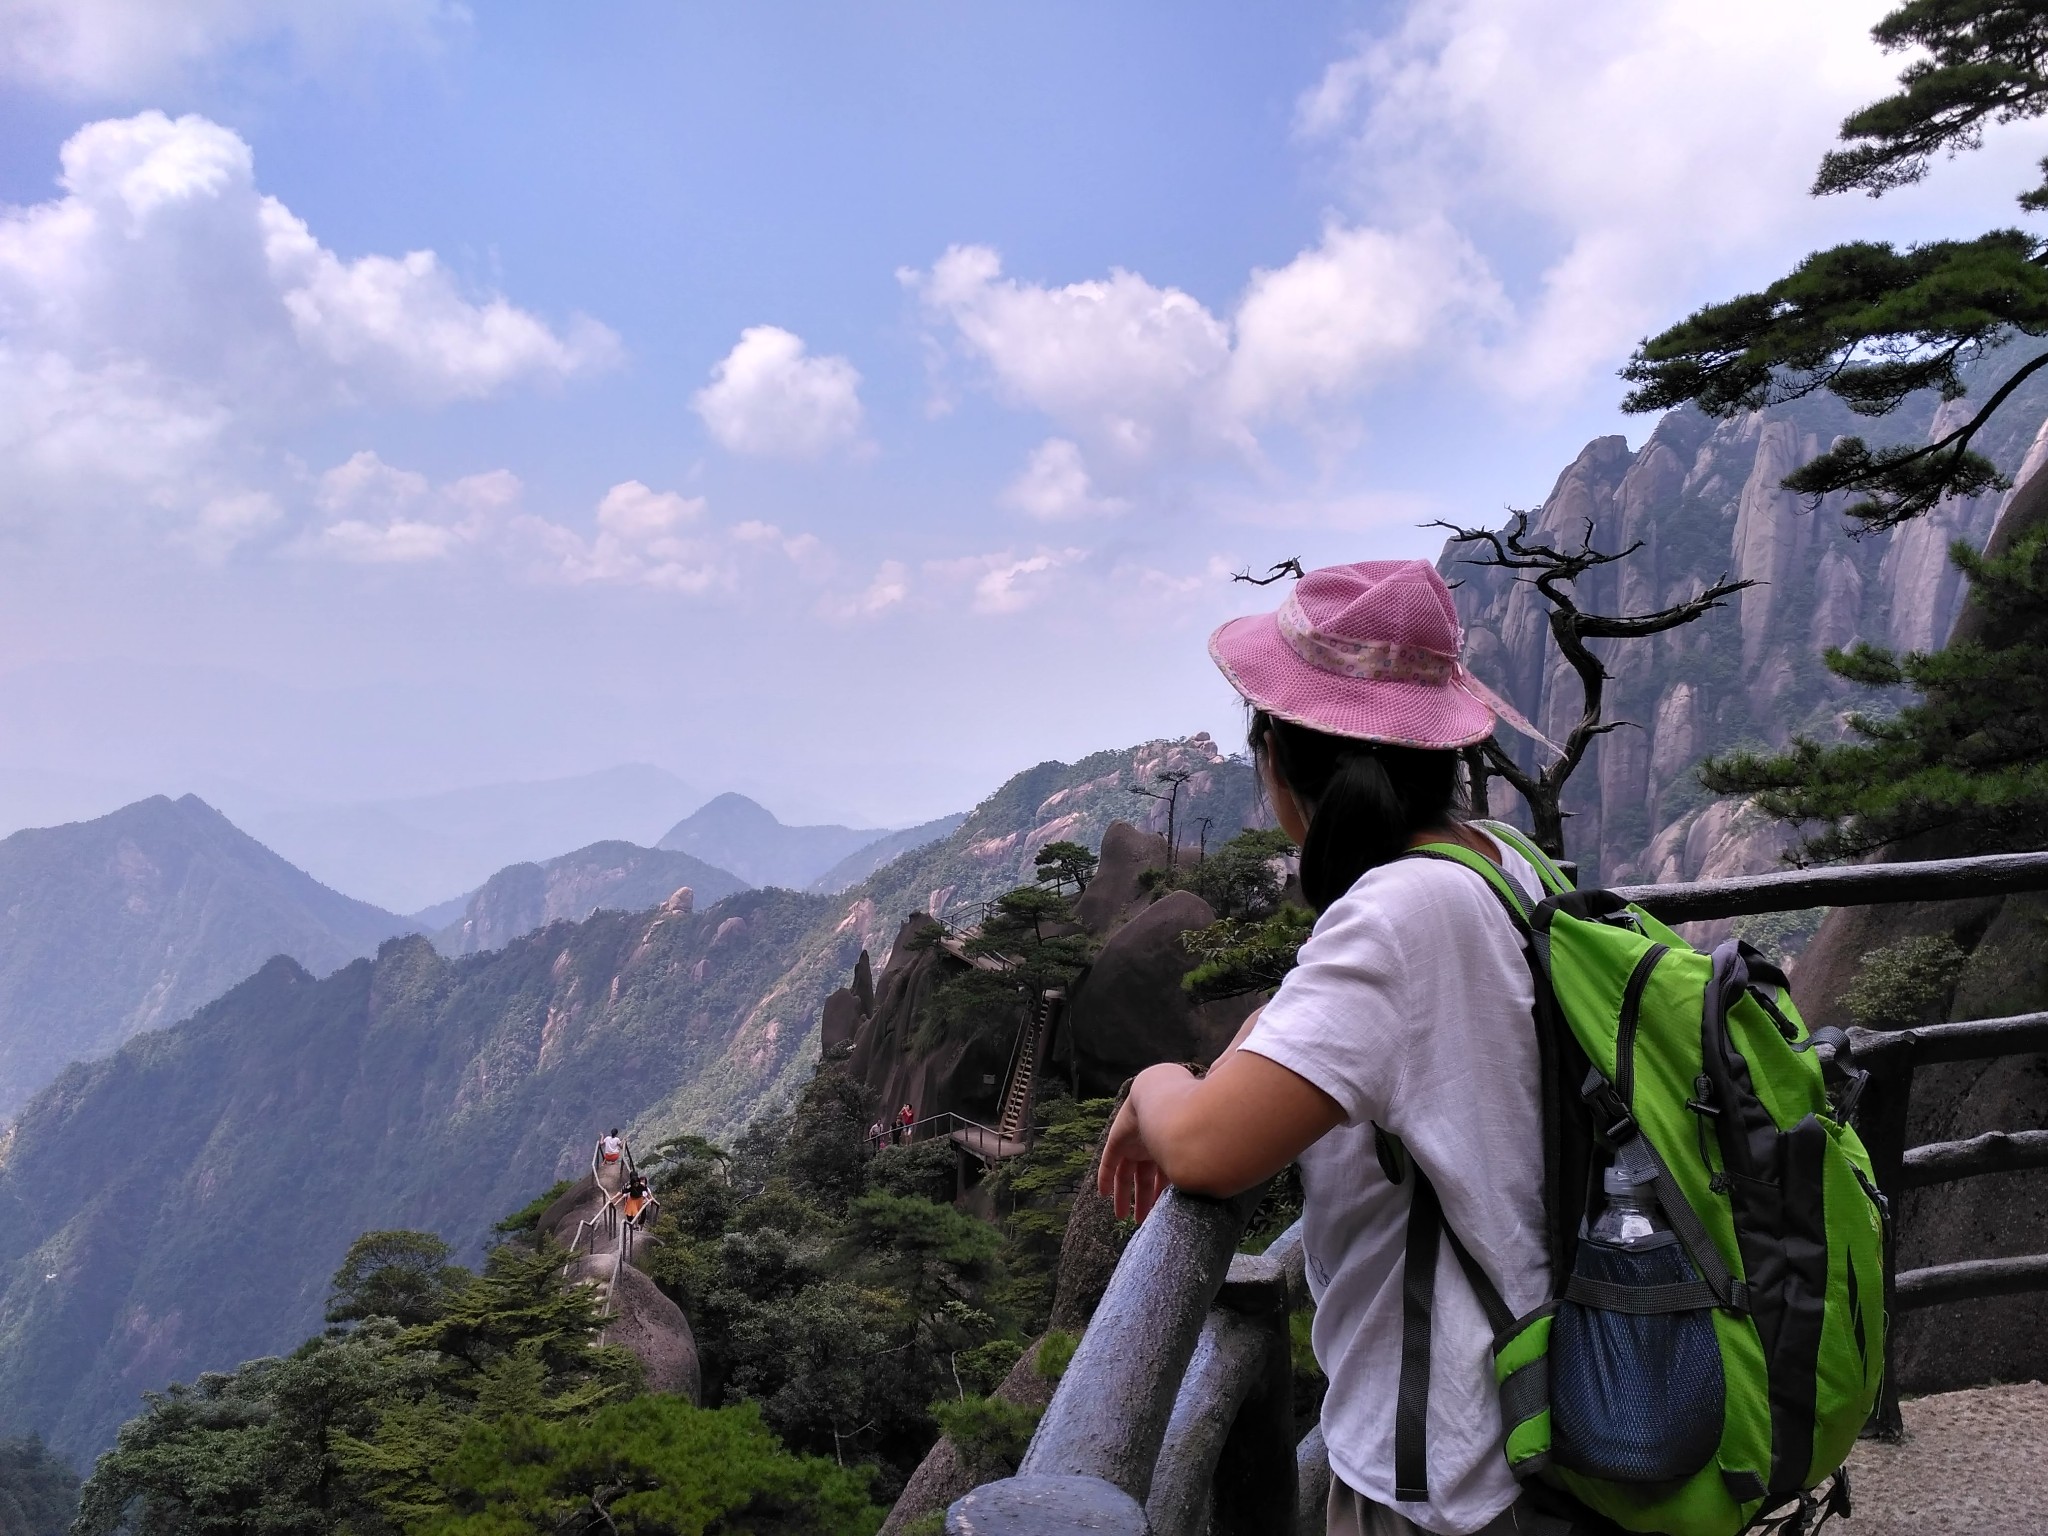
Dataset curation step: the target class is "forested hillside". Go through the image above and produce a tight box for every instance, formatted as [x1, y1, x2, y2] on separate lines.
[0, 795, 415, 1119]
[0, 736, 1257, 1462]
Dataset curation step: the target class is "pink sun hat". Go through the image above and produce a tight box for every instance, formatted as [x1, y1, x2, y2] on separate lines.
[1208, 559, 1553, 751]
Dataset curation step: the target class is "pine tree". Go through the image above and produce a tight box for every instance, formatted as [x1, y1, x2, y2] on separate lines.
[1703, 527, 2048, 859]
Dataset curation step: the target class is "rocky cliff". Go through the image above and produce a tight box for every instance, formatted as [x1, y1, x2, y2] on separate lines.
[1444, 372, 2048, 890]
[433, 839, 749, 956]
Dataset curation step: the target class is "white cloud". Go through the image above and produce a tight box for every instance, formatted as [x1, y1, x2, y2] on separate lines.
[693, 326, 865, 457]
[1002, 438, 1129, 520]
[304, 450, 508, 564]
[927, 547, 1084, 616]
[836, 559, 910, 618]
[1, 0, 462, 97]
[1293, 0, 1965, 401]
[0, 111, 618, 536]
[904, 223, 1501, 465]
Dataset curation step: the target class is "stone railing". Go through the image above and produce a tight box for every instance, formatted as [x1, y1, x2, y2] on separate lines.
[947, 849, 2048, 1535]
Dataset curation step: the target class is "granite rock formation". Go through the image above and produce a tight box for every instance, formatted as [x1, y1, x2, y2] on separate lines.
[538, 1175, 701, 1401]
[1445, 380, 2048, 892]
[434, 839, 748, 956]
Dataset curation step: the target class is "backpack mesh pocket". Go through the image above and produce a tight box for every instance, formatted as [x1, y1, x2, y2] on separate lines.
[1550, 1234, 1725, 1484]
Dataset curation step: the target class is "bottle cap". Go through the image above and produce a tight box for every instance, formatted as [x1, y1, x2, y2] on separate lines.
[1602, 1166, 1638, 1196]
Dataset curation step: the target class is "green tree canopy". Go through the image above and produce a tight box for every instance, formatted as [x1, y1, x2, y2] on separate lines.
[1623, 1, 2048, 528]
[1033, 840, 1097, 895]
[326, 1229, 467, 1327]
[1703, 527, 2048, 858]
[424, 1398, 879, 1536]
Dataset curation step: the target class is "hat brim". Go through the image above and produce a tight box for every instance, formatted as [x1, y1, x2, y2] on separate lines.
[1208, 611, 1499, 750]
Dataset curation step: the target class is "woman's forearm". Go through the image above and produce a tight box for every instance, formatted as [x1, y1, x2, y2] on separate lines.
[1127, 1049, 1341, 1199]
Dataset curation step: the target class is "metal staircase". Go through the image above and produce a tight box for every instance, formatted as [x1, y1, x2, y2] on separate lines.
[997, 990, 1057, 1139]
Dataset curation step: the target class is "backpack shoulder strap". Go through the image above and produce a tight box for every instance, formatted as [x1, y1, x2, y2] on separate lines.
[1404, 841, 1538, 934]
[1392, 1156, 1515, 1502]
[1474, 819, 1575, 897]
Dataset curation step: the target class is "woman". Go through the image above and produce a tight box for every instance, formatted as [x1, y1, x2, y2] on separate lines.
[1097, 560, 1565, 1536]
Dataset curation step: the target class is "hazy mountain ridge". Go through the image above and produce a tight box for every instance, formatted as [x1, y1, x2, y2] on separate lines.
[0, 795, 416, 1120]
[0, 736, 1257, 1460]
[228, 764, 708, 914]
[0, 887, 830, 1461]
[432, 840, 751, 956]
[805, 813, 969, 894]
[656, 793, 891, 890]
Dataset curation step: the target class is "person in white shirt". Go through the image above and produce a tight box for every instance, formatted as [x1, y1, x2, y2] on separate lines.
[1097, 560, 1574, 1536]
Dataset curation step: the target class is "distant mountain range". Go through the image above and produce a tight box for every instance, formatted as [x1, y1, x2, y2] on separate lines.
[0, 735, 1259, 1459]
[805, 813, 969, 893]
[431, 840, 751, 955]
[0, 796, 415, 1120]
[224, 764, 709, 915]
[656, 793, 893, 890]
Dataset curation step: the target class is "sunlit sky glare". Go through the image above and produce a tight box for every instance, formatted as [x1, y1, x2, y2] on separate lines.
[0, 0, 2038, 833]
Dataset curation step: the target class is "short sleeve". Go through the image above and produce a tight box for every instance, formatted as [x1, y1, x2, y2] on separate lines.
[1239, 887, 1410, 1129]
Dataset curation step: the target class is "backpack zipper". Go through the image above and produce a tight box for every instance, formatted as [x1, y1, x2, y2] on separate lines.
[1614, 942, 1670, 1112]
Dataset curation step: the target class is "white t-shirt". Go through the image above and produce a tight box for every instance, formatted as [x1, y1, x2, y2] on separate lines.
[1241, 830, 1550, 1536]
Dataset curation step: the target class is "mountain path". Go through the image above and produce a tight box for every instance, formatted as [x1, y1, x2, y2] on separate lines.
[1841, 1382, 2047, 1535]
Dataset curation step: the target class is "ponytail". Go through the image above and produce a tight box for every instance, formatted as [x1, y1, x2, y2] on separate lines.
[1251, 710, 1463, 912]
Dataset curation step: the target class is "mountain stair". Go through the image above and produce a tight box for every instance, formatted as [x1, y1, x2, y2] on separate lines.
[996, 992, 1054, 1140]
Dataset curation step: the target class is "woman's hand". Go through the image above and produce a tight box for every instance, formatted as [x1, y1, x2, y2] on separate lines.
[1095, 1051, 1345, 1220]
[1097, 1068, 1185, 1222]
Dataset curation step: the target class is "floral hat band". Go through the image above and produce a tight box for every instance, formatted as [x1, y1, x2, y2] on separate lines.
[1208, 558, 1559, 753]
[1276, 589, 1459, 685]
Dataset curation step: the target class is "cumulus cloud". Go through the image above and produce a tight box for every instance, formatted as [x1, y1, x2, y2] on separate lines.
[1293, 0, 1957, 401]
[304, 450, 510, 563]
[0, 111, 617, 534]
[926, 547, 1084, 616]
[904, 223, 1499, 465]
[1002, 438, 1130, 520]
[2, 0, 462, 96]
[693, 326, 865, 457]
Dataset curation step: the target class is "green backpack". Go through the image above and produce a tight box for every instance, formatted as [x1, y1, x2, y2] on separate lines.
[1384, 821, 1886, 1536]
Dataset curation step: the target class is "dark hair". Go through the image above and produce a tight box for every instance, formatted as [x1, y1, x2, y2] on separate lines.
[1250, 709, 1463, 912]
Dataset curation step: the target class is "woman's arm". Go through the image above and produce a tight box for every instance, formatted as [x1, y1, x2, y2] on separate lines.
[1096, 1040, 1342, 1222]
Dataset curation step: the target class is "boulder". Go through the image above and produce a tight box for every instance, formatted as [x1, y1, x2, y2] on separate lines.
[1074, 821, 1169, 936]
[540, 1173, 702, 1403]
[1064, 889, 1259, 1096]
[819, 987, 863, 1055]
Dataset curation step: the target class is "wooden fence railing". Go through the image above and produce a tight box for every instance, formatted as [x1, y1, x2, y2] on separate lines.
[946, 849, 2048, 1535]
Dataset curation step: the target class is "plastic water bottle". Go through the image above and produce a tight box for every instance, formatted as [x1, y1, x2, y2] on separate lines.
[1590, 1166, 1663, 1248]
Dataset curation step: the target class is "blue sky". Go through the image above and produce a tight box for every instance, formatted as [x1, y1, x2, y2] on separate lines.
[0, 0, 2037, 854]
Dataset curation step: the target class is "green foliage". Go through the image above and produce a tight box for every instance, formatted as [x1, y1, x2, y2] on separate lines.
[1033, 840, 1098, 895]
[495, 1181, 575, 1236]
[1730, 908, 1831, 966]
[1167, 827, 1295, 920]
[987, 1097, 1117, 1328]
[916, 884, 1097, 1053]
[1033, 1330, 1078, 1382]
[1622, 1, 2048, 527]
[1181, 904, 1317, 1004]
[74, 1322, 440, 1536]
[1842, 935, 1972, 1027]
[1702, 530, 2048, 859]
[865, 1139, 959, 1204]
[0, 1435, 78, 1536]
[327, 1230, 468, 1327]
[1814, 1, 2048, 208]
[424, 1398, 879, 1536]
[926, 1393, 1042, 1483]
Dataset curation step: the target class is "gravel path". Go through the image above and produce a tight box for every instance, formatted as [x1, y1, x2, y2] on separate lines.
[1841, 1382, 2048, 1535]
